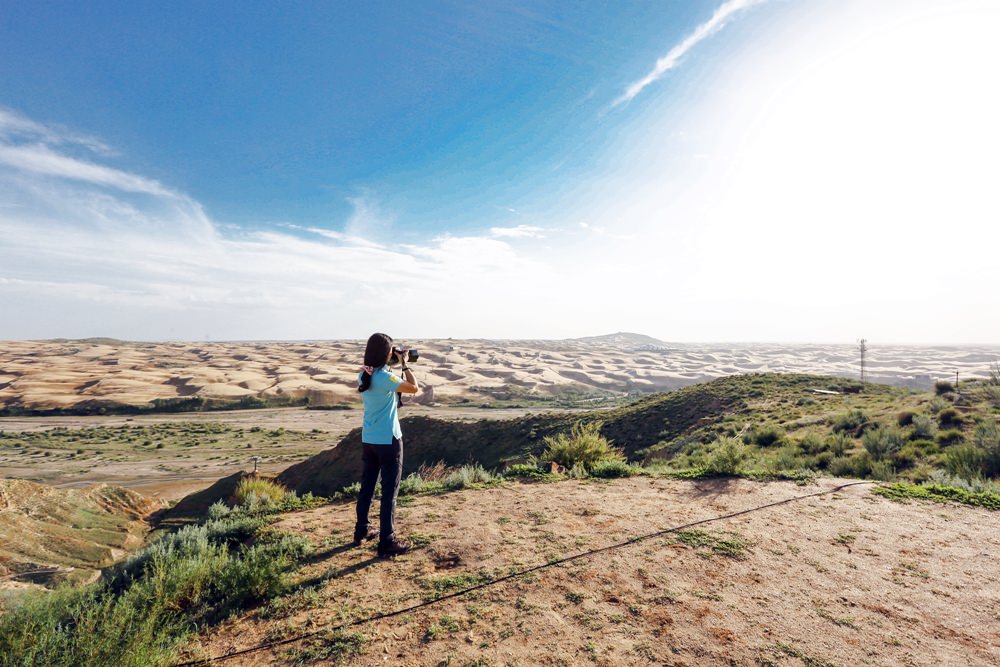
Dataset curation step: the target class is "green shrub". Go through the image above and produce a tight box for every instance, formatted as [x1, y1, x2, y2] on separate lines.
[813, 451, 834, 469]
[398, 473, 441, 496]
[441, 464, 498, 490]
[862, 425, 905, 461]
[589, 459, 638, 478]
[869, 460, 896, 482]
[797, 432, 827, 455]
[928, 397, 950, 414]
[540, 421, 623, 472]
[848, 452, 874, 478]
[973, 420, 1000, 477]
[873, 482, 1000, 510]
[749, 426, 784, 447]
[769, 445, 804, 473]
[891, 444, 921, 469]
[234, 477, 289, 507]
[935, 429, 965, 447]
[937, 408, 964, 429]
[943, 445, 986, 481]
[934, 380, 954, 395]
[831, 410, 869, 436]
[503, 463, 549, 479]
[827, 456, 855, 478]
[704, 437, 749, 475]
[927, 470, 1000, 495]
[911, 414, 936, 440]
[826, 432, 854, 457]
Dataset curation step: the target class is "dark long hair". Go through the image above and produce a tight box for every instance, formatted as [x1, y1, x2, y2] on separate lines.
[359, 332, 393, 393]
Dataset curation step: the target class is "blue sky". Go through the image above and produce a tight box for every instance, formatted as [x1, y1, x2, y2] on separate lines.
[1, 0, 998, 342]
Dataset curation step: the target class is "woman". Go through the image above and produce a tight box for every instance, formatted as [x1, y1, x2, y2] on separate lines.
[354, 332, 419, 557]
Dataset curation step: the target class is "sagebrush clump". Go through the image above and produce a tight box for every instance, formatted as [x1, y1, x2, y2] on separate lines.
[540, 421, 624, 472]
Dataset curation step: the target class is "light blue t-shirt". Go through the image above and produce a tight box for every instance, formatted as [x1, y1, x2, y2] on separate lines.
[358, 366, 403, 444]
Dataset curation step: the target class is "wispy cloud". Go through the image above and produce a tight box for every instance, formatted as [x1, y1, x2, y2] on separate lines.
[489, 224, 545, 238]
[0, 106, 114, 155]
[0, 143, 177, 197]
[613, 0, 765, 107]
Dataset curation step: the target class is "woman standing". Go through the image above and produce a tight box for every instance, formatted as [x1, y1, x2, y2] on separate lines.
[354, 332, 419, 557]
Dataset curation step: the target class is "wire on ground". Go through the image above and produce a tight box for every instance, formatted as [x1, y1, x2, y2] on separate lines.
[176, 479, 873, 666]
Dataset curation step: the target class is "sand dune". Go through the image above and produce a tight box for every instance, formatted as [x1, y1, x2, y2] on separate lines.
[0, 337, 997, 412]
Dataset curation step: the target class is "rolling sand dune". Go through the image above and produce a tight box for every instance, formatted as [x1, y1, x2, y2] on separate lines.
[0, 335, 997, 413]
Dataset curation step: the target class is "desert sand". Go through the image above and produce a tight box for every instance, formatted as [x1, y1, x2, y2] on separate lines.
[1, 335, 997, 413]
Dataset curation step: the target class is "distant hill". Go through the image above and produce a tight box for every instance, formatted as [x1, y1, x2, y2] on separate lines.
[570, 332, 671, 348]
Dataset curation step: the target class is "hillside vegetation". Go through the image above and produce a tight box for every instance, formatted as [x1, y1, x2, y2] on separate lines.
[278, 374, 1000, 496]
[0, 480, 161, 591]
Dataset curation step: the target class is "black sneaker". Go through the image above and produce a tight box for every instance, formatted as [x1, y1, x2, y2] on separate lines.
[377, 539, 411, 558]
[353, 527, 378, 546]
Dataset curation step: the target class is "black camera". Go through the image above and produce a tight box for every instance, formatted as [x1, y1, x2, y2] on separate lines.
[388, 347, 418, 366]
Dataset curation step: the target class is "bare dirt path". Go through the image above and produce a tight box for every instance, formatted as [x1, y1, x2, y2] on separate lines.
[186, 476, 1000, 666]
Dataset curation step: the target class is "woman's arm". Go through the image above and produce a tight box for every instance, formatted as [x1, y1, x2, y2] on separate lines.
[396, 355, 419, 394]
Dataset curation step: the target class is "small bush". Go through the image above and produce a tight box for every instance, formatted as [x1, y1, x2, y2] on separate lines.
[704, 437, 749, 475]
[589, 460, 638, 478]
[540, 421, 623, 472]
[937, 408, 964, 429]
[911, 414, 936, 440]
[503, 463, 549, 479]
[935, 429, 965, 447]
[827, 456, 855, 478]
[769, 445, 804, 473]
[928, 397, 950, 414]
[234, 478, 289, 507]
[869, 460, 896, 482]
[749, 426, 784, 447]
[927, 470, 1000, 495]
[973, 420, 1000, 477]
[826, 432, 854, 457]
[862, 426, 905, 461]
[441, 464, 497, 490]
[797, 432, 827, 455]
[934, 380, 954, 395]
[831, 410, 869, 436]
[943, 445, 986, 481]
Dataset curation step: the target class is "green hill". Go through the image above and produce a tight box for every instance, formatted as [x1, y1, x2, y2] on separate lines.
[278, 373, 998, 495]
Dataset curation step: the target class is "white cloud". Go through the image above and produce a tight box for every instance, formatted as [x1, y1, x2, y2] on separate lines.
[613, 0, 766, 107]
[0, 142, 176, 196]
[489, 224, 545, 238]
[0, 106, 114, 155]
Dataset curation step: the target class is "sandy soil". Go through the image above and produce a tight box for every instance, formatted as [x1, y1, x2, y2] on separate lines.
[2, 337, 997, 413]
[185, 477, 1000, 667]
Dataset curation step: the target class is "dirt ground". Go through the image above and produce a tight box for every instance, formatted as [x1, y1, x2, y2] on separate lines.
[184, 476, 1000, 666]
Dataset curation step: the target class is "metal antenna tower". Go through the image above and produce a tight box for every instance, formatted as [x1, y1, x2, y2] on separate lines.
[859, 338, 868, 384]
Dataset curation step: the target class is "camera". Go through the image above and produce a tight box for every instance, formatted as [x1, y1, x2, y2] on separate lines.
[388, 346, 419, 366]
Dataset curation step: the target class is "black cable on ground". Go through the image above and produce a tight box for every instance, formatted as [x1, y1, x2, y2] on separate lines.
[175, 479, 873, 666]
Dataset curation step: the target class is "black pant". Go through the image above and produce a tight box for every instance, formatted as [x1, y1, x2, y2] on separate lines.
[355, 437, 403, 545]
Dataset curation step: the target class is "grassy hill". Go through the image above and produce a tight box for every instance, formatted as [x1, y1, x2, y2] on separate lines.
[278, 373, 999, 496]
[0, 480, 161, 592]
